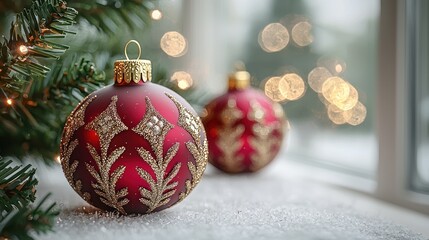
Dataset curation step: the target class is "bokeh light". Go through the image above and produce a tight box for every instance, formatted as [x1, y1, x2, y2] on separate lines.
[264, 76, 286, 102]
[55, 155, 61, 164]
[151, 9, 162, 20]
[160, 31, 187, 57]
[317, 57, 346, 75]
[334, 83, 359, 111]
[279, 73, 306, 101]
[19, 45, 28, 55]
[345, 101, 367, 126]
[335, 64, 343, 73]
[322, 76, 350, 106]
[291, 21, 313, 47]
[171, 71, 193, 90]
[259, 23, 289, 53]
[327, 104, 352, 125]
[309, 57, 365, 126]
[6, 99, 12, 105]
[308, 67, 332, 93]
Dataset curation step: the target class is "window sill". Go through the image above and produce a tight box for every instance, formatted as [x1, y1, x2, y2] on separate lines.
[282, 155, 429, 237]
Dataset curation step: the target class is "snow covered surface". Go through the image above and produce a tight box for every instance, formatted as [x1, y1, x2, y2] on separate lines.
[36, 159, 429, 240]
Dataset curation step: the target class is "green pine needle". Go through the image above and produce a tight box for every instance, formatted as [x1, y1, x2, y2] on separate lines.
[0, 158, 58, 240]
[0, 0, 78, 98]
[0, 56, 106, 162]
[1, 193, 59, 240]
[0, 158, 37, 212]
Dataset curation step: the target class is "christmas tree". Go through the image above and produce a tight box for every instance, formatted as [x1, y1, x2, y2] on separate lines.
[0, 0, 159, 162]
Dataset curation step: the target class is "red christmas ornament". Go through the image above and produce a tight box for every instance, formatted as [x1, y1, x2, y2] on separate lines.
[202, 69, 287, 173]
[60, 40, 208, 214]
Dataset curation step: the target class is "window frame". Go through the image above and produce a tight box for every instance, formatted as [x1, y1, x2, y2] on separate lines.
[376, 0, 429, 214]
[408, 0, 429, 194]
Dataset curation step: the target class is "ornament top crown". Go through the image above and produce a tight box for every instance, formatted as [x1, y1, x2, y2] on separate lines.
[228, 62, 250, 90]
[114, 40, 152, 84]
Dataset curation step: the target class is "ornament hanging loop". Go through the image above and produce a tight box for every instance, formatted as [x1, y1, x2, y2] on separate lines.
[115, 40, 151, 84]
[124, 40, 142, 60]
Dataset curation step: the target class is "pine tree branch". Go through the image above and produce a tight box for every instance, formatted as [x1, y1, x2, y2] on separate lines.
[69, 0, 154, 35]
[0, 158, 37, 212]
[0, 56, 105, 161]
[0, 0, 157, 46]
[0, 0, 78, 98]
[0, 158, 58, 240]
[1, 193, 59, 240]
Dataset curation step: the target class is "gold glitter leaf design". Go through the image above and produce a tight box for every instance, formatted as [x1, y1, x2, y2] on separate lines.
[75, 180, 91, 201]
[216, 99, 245, 172]
[60, 95, 96, 202]
[133, 97, 181, 213]
[85, 96, 129, 214]
[248, 100, 279, 171]
[165, 93, 208, 201]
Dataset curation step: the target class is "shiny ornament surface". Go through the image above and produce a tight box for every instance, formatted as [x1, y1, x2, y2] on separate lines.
[60, 41, 208, 214]
[202, 70, 287, 173]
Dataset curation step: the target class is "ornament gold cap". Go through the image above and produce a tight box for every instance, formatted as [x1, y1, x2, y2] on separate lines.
[114, 40, 152, 84]
[228, 62, 250, 90]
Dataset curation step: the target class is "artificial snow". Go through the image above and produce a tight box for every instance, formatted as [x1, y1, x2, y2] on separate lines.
[36, 160, 426, 240]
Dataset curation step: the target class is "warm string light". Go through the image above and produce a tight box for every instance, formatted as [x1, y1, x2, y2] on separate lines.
[264, 76, 285, 102]
[335, 64, 343, 73]
[18, 45, 29, 55]
[259, 16, 313, 52]
[256, 16, 364, 125]
[151, 9, 162, 20]
[335, 83, 358, 111]
[346, 102, 367, 126]
[259, 23, 289, 53]
[55, 155, 61, 164]
[160, 31, 187, 57]
[264, 72, 306, 102]
[291, 21, 313, 47]
[322, 76, 351, 105]
[317, 57, 347, 76]
[308, 67, 332, 93]
[278, 73, 306, 101]
[1, 88, 13, 107]
[171, 71, 193, 90]
[307, 57, 366, 126]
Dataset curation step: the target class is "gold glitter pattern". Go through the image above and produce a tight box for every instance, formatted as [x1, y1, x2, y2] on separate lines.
[216, 99, 245, 172]
[165, 93, 208, 201]
[248, 100, 279, 171]
[85, 96, 129, 214]
[60, 94, 96, 202]
[75, 180, 91, 201]
[132, 97, 181, 213]
[114, 60, 152, 84]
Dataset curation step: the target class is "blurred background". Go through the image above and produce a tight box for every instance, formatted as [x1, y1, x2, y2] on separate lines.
[142, 0, 379, 178]
[136, 0, 429, 201]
